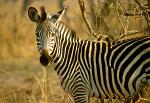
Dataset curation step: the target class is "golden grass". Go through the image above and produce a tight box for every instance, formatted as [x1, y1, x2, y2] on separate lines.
[0, 59, 73, 103]
[0, 59, 149, 103]
[0, 1, 37, 60]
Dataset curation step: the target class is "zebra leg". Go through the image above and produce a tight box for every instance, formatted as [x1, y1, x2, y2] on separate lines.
[73, 93, 89, 103]
[72, 87, 89, 103]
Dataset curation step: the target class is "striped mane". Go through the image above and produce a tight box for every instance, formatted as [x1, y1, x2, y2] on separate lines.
[54, 21, 79, 43]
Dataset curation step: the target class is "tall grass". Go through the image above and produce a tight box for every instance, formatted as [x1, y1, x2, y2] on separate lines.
[0, 59, 73, 103]
[0, 1, 36, 60]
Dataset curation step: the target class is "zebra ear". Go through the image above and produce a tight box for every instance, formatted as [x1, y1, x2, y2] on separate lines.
[28, 7, 41, 23]
[51, 7, 66, 23]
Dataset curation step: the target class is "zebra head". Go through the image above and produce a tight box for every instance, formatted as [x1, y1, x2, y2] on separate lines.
[28, 6, 66, 66]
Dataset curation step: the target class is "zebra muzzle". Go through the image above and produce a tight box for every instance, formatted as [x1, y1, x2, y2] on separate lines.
[42, 49, 50, 58]
[40, 55, 49, 66]
[40, 49, 50, 66]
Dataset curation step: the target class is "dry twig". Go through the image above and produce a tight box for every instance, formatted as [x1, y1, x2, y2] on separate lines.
[134, 0, 150, 33]
[78, 0, 97, 38]
[136, 92, 150, 103]
[115, 30, 141, 41]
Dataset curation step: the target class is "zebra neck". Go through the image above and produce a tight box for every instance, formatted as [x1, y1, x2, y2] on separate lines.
[52, 41, 78, 74]
[49, 22, 79, 78]
[55, 22, 78, 43]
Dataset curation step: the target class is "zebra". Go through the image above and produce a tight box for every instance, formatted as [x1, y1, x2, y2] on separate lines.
[28, 6, 150, 103]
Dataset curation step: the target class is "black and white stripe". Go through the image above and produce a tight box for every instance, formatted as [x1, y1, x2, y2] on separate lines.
[78, 37, 150, 101]
[28, 6, 150, 103]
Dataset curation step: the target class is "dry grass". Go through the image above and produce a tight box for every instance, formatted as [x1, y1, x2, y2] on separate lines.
[0, 60, 149, 103]
[0, 59, 73, 103]
[0, 1, 37, 60]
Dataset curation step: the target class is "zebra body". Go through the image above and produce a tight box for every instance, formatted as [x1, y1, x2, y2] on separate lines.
[28, 6, 150, 103]
[79, 38, 150, 100]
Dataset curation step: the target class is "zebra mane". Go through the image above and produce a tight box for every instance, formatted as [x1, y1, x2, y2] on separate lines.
[55, 21, 79, 43]
[41, 7, 79, 43]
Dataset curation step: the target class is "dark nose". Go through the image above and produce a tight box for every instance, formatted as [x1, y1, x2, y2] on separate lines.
[40, 49, 50, 66]
[40, 55, 49, 66]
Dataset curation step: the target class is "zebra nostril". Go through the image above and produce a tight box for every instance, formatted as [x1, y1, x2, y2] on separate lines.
[40, 55, 49, 66]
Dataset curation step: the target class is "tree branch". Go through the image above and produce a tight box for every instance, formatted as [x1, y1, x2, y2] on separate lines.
[78, 0, 97, 38]
[134, 0, 150, 33]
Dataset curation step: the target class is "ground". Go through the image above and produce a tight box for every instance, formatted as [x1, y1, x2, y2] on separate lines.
[0, 59, 149, 103]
